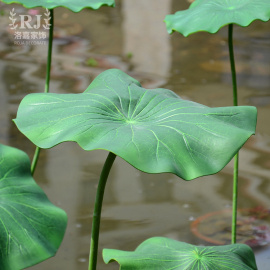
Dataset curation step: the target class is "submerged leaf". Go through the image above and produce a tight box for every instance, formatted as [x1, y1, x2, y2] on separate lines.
[165, 0, 270, 36]
[1, 0, 115, 12]
[14, 69, 257, 180]
[0, 143, 67, 270]
[103, 237, 258, 270]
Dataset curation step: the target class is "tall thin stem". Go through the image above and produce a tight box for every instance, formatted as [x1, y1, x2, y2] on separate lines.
[31, 9, 54, 175]
[228, 24, 238, 107]
[228, 23, 239, 244]
[232, 153, 239, 244]
[88, 152, 117, 270]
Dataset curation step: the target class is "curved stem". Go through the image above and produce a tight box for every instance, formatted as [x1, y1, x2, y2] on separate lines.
[88, 152, 117, 270]
[31, 9, 54, 175]
[228, 23, 239, 244]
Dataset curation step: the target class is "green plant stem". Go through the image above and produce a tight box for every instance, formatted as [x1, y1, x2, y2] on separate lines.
[31, 9, 54, 175]
[88, 152, 117, 270]
[228, 23, 239, 245]
[31, 147, 41, 175]
[232, 152, 239, 244]
[228, 24, 238, 107]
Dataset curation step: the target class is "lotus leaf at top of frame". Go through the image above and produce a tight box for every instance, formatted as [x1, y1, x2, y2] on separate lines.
[0, 0, 115, 12]
[14, 69, 257, 180]
[103, 237, 258, 270]
[165, 0, 270, 36]
[0, 143, 67, 270]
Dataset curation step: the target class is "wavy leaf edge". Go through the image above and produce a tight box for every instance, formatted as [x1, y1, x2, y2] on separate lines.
[1, 0, 115, 12]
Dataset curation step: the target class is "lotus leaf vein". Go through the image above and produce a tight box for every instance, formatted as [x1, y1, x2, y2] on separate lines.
[103, 237, 258, 270]
[0, 144, 67, 270]
[14, 69, 257, 180]
[165, 0, 270, 36]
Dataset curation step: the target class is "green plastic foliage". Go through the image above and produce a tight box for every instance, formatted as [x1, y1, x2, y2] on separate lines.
[0, 143, 67, 270]
[1, 0, 115, 12]
[165, 0, 270, 36]
[14, 69, 257, 180]
[103, 237, 258, 270]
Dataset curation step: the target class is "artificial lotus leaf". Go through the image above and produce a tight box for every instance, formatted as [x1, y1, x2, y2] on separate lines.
[165, 0, 270, 36]
[103, 237, 258, 270]
[0, 143, 67, 270]
[1, 0, 115, 12]
[14, 69, 257, 180]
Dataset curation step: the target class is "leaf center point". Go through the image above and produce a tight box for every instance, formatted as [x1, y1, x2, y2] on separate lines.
[126, 119, 136, 124]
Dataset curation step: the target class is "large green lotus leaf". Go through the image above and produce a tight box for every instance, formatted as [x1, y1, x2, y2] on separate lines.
[103, 237, 258, 270]
[13, 69, 257, 180]
[1, 0, 115, 12]
[165, 0, 270, 36]
[0, 143, 67, 270]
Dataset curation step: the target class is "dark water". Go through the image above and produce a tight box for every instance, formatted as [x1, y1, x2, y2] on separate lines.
[0, 0, 270, 269]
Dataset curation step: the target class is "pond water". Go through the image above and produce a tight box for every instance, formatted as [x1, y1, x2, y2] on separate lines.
[0, 0, 270, 269]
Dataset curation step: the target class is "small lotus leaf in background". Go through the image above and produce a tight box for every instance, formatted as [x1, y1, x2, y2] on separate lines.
[13, 69, 257, 180]
[0, 143, 67, 270]
[103, 237, 258, 270]
[1, 0, 115, 12]
[165, 0, 270, 36]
